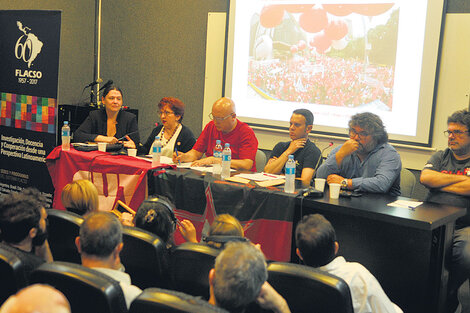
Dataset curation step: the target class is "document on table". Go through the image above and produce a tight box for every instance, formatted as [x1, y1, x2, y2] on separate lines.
[387, 199, 423, 209]
[139, 155, 234, 173]
[137, 155, 175, 164]
[234, 172, 285, 181]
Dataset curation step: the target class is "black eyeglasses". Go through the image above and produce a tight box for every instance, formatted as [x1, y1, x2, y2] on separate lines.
[349, 128, 369, 139]
[444, 130, 469, 137]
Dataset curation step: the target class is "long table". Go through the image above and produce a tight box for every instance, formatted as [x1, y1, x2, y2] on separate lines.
[148, 168, 297, 262]
[46, 147, 159, 211]
[149, 168, 465, 313]
[296, 192, 465, 313]
[46, 150, 466, 313]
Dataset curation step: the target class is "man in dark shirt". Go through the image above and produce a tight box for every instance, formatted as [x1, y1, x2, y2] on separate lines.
[264, 109, 321, 187]
[0, 188, 53, 278]
[420, 109, 470, 313]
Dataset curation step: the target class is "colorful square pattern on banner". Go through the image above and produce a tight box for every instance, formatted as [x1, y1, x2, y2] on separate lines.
[0, 92, 56, 133]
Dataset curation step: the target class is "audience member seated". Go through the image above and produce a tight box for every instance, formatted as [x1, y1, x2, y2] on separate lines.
[174, 97, 258, 171]
[133, 196, 179, 250]
[264, 109, 321, 187]
[74, 85, 139, 148]
[179, 214, 249, 249]
[209, 241, 290, 313]
[75, 212, 142, 309]
[0, 188, 53, 279]
[0, 283, 70, 313]
[295, 214, 402, 313]
[61, 179, 99, 215]
[140, 97, 196, 157]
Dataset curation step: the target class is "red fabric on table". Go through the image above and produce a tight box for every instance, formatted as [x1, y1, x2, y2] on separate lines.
[46, 146, 172, 211]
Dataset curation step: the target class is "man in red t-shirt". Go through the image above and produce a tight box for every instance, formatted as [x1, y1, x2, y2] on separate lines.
[174, 97, 258, 171]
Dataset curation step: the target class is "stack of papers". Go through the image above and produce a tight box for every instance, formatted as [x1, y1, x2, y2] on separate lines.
[234, 172, 284, 181]
[387, 200, 423, 209]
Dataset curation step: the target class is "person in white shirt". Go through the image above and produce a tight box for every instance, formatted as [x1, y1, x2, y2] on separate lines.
[295, 214, 402, 313]
[75, 212, 142, 309]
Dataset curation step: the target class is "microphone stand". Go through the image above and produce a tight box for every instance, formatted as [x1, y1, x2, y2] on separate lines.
[92, 0, 102, 108]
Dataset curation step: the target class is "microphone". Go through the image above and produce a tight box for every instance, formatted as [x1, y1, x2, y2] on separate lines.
[85, 78, 103, 88]
[116, 130, 139, 141]
[314, 142, 334, 170]
[99, 80, 114, 91]
[116, 126, 153, 141]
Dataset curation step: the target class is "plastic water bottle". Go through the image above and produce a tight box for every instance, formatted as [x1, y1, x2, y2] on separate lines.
[152, 136, 162, 166]
[221, 143, 231, 180]
[61, 121, 71, 151]
[213, 140, 223, 178]
[284, 155, 296, 193]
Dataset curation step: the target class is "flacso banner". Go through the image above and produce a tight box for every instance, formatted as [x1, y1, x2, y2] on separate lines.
[0, 10, 61, 202]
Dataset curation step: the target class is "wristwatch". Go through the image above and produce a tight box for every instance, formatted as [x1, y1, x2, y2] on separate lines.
[341, 179, 348, 189]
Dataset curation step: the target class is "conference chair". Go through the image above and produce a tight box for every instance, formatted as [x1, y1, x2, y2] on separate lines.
[129, 288, 229, 313]
[30, 261, 127, 313]
[263, 262, 353, 313]
[121, 226, 168, 289]
[170, 242, 221, 300]
[400, 168, 417, 198]
[0, 246, 28, 304]
[256, 149, 267, 172]
[46, 209, 83, 264]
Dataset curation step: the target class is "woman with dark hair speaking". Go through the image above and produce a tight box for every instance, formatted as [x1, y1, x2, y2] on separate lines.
[74, 85, 139, 148]
[140, 97, 195, 156]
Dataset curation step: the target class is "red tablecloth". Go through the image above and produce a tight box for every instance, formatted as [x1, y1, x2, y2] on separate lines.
[46, 147, 170, 211]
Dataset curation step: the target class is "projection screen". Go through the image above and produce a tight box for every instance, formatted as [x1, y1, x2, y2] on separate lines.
[224, 0, 446, 146]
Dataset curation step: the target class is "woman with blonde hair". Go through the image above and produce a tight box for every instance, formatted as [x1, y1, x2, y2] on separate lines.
[61, 179, 99, 215]
[208, 214, 244, 237]
[179, 214, 247, 249]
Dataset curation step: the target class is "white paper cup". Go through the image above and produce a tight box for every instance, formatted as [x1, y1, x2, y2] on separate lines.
[128, 148, 137, 157]
[97, 142, 107, 152]
[329, 183, 341, 199]
[314, 178, 326, 192]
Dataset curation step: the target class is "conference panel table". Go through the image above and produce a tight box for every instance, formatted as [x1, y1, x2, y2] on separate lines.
[149, 168, 465, 313]
[46, 149, 465, 313]
[296, 192, 465, 313]
[148, 168, 297, 262]
[46, 146, 164, 211]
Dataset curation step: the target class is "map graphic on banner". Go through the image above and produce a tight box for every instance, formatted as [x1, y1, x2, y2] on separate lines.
[0, 10, 61, 202]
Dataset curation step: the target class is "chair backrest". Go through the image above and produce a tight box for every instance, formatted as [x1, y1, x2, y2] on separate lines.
[129, 288, 229, 313]
[256, 149, 267, 172]
[400, 168, 416, 198]
[0, 246, 28, 304]
[265, 262, 354, 313]
[30, 261, 127, 313]
[46, 209, 83, 264]
[170, 242, 221, 300]
[121, 226, 167, 289]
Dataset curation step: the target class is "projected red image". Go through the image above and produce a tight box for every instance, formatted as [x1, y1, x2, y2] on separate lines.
[248, 3, 398, 111]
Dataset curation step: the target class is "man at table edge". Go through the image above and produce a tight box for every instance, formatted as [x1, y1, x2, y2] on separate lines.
[264, 108, 321, 187]
[316, 112, 401, 196]
[420, 108, 470, 313]
[173, 97, 258, 171]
